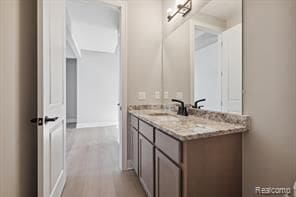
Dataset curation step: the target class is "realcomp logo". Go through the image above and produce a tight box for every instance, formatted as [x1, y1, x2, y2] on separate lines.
[255, 186, 292, 196]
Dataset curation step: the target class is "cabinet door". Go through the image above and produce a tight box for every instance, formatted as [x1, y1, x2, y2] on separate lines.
[139, 135, 154, 197]
[132, 127, 139, 175]
[155, 150, 181, 197]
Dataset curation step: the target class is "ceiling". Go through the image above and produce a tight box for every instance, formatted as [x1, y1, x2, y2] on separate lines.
[66, 0, 120, 54]
[195, 29, 218, 50]
[67, 0, 119, 29]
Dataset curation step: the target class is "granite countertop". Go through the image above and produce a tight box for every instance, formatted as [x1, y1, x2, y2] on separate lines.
[129, 108, 250, 141]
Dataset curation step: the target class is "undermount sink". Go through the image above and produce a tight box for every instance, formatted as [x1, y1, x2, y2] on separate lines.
[147, 112, 180, 122]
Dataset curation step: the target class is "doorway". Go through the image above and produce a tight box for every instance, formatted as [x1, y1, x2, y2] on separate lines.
[194, 28, 222, 112]
[192, 22, 242, 114]
[62, 0, 137, 196]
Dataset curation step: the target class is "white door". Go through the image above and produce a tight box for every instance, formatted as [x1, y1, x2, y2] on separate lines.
[194, 31, 222, 112]
[37, 1, 66, 197]
[221, 23, 242, 114]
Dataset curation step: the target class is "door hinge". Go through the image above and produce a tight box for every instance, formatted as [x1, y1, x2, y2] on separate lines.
[30, 118, 43, 126]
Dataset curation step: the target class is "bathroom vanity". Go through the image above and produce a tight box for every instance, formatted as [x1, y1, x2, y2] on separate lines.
[129, 1, 246, 195]
[129, 107, 249, 197]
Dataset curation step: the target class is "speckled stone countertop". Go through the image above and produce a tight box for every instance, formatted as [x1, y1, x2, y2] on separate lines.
[129, 105, 250, 141]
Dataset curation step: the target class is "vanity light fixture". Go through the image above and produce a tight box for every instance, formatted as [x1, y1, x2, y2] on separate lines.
[167, 0, 192, 22]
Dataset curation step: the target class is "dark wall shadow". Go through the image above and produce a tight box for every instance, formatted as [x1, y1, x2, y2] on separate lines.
[18, 0, 37, 196]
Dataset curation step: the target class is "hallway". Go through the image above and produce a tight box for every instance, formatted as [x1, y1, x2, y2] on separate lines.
[62, 126, 146, 197]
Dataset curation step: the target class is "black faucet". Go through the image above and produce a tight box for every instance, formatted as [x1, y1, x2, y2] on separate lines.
[192, 98, 206, 109]
[172, 99, 188, 116]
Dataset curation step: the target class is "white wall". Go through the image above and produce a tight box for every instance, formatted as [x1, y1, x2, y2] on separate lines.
[72, 22, 118, 53]
[66, 0, 120, 128]
[127, 0, 163, 105]
[66, 42, 76, 59]
[243, 0, 296, 196]
[66, 10, 81, 59]
[163, 20, 191, 104]
[77, 50, 119, 128]
[126, 0, 163, 161]
[195, 41, 221, 111]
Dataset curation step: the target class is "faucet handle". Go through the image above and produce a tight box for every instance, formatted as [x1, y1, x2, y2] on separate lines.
[198, 105, 204, 109]
[193, 98, 206, 108]
[183, 106, 188, 116]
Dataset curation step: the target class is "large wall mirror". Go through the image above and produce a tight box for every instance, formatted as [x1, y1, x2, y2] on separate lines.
[163, 0, 242, 114]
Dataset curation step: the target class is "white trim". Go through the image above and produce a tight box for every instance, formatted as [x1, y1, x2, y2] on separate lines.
[66, 28, 81, 59]
[66, 10, 81, 59]
[37, 2, 45, 196]
[119, 1, 128, 171]
[127, 159, 134, 170]
[189, 20, 195, 105]
[76, 122, 118, 128]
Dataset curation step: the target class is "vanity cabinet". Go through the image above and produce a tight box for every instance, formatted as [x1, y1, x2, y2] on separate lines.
[155, 149, 181, 197]
[129, 114, 242, 197]
[139, 134, 154, 197]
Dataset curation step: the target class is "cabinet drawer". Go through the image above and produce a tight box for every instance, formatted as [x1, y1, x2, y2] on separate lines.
[131, 115, 138, 130]
[155, 129, 181, 164]
[139, 120, 154, 142]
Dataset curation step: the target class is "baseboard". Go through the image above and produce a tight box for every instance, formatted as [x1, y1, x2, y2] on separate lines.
[76, 121, 118, 129]
[127, 159, 134, 170]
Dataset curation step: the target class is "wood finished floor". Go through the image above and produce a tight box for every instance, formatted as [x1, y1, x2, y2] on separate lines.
[62, 125, 146, 197]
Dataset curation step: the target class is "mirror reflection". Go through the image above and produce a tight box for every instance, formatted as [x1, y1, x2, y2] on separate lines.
[163, 0, 242, 114]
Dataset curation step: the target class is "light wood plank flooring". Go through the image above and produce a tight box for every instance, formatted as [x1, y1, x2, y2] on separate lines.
[62, 126, 146, 197]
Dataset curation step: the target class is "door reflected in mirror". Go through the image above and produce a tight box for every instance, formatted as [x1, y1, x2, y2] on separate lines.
[163, 0, 242, 114]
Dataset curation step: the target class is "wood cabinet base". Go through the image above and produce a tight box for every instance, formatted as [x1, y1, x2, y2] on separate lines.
[130, 115, 242, 197]
[183, 134, 242, 197]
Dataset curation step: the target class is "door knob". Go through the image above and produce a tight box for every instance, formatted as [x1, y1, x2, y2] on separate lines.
[44, 116, 58, 123]
[117, 103, 122, 111]
[31, 116, 58, 125]
[30, 117, 43, 126]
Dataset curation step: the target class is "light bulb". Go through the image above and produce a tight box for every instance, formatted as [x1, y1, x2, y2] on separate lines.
[176, 0, 186, 7]
[167, 8, 173, 16]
